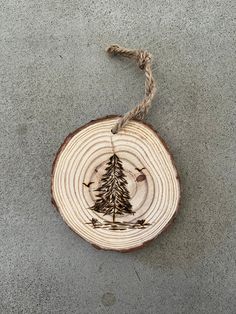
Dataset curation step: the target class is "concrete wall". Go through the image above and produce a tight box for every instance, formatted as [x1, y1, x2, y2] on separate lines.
[0, 1, 235, 313]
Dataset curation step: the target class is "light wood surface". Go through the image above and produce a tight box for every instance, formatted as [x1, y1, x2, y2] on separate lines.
[51, 116, 180, 251]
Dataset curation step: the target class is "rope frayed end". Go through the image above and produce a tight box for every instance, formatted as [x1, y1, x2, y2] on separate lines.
[106, 44, 152, 70]
[106, 44, 121, 56]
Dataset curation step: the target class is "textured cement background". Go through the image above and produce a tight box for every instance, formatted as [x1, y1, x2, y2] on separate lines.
[0, 1, 235, 313]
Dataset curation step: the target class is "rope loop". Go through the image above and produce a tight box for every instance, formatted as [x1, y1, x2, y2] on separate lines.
[106, 44, 156, 134]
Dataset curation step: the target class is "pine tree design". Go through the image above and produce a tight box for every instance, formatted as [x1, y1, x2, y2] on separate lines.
[90, 154, 134, 222]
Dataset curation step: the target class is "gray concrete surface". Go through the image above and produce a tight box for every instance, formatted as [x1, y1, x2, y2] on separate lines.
[0, 1, 235, 313]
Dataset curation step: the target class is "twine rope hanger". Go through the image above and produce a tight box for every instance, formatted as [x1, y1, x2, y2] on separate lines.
[106, 44, 157, 134]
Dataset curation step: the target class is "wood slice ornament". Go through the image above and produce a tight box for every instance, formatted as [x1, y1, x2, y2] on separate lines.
[51, 45, 180, 252]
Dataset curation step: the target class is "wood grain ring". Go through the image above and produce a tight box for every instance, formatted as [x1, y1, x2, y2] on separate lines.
[51, 116, 180, 252]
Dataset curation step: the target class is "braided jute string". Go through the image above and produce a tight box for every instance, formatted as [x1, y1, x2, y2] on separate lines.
[106, 44, 156, 134]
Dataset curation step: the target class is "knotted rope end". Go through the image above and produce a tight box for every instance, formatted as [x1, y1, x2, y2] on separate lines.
[106, 44, 121, 56]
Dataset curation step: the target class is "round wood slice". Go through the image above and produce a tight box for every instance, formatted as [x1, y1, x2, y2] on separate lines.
[51, 116, 180, 252]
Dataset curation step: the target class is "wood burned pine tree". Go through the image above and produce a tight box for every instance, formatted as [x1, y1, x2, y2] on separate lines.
[90, 154, 134, 223]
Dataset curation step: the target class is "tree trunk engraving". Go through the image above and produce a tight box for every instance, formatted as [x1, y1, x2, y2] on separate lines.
[88, 154, 150, 230]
